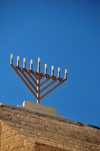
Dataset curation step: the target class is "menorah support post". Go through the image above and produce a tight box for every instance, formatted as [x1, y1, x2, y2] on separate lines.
[37, 79, 40, 104]
[37, 58, 40, 104]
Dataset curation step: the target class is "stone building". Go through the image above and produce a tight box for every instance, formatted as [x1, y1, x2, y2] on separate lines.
[0, 101, 100, 151]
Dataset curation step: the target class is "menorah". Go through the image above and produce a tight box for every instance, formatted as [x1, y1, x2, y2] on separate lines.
[10, 54, 67, 104]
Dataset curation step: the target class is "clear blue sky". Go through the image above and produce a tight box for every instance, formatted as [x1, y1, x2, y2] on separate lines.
[0, 0, 100, 127]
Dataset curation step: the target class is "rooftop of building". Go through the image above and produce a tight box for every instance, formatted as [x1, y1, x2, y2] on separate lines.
[0, 101, 99, 130]
[0, 101, 100, 150]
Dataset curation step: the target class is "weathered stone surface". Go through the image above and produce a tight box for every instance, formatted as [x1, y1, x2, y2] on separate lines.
[10, 140, 24, 150]
[0, 103, 100, 151]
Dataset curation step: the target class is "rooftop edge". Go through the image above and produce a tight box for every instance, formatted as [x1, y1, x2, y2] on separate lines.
[0, 102, 99, 130]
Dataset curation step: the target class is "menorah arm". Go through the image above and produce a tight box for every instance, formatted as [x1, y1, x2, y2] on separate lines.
[18, 67, 37, 93]
[10, 64, 37, 100]
[29, 70, 38, 79]
[40, 76, 53, 87]
[40, 79, 66, 100]
[38, 74, 45, 80]
[23, 68, 37, 86]
[40, 78, 59, 93]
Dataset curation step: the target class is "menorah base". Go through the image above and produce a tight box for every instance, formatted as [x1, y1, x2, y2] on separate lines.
[17, 100, 65, 118]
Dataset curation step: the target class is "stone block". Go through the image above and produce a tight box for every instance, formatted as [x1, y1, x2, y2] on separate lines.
[10, 140, 24, 150]
[17, 100, 65, 118]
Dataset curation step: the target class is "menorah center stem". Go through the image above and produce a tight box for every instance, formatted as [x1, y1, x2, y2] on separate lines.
[37, 77, 40, 104]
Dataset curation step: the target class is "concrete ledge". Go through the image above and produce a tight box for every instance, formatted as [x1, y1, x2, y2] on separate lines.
[23, 101, 56, 114]
[17, 101, 65, 118]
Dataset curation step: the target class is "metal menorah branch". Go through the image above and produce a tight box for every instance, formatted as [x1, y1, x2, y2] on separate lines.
[10, 54, 67, 104]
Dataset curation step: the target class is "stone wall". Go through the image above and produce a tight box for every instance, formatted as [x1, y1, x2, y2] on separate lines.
[34, 142, 68, 151]
[0, 103, 100, 151]
[0, 121, 68, 151]
[0, 120, 35, 151]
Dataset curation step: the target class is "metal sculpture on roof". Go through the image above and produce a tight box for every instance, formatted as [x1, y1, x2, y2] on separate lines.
[10, 54, 67, 104]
